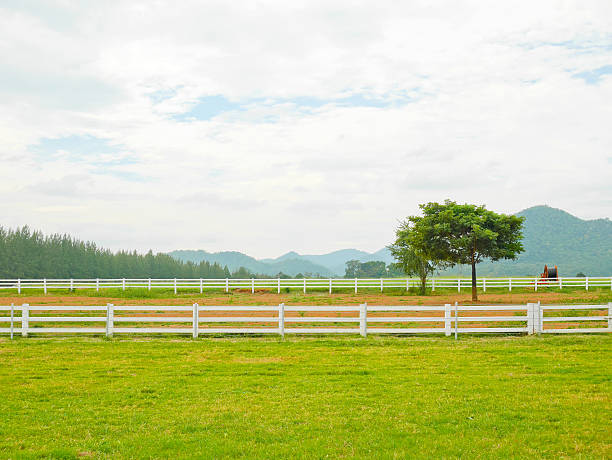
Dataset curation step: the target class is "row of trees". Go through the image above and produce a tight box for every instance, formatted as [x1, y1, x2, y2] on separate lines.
[0, 226, 254, 279]
[344, 260, 404, 278]
[389, 200, 525, 300]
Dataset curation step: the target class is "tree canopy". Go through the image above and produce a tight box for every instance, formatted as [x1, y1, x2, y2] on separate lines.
[398, 200, 525, 300]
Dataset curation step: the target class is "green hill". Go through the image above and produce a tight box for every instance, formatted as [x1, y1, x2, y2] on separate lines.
[441, 206, 612, 277]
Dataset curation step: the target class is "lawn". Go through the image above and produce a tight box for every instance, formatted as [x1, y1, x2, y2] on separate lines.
[0, 336, 610, 458]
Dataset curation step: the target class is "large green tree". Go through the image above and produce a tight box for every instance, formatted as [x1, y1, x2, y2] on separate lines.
[399, 200, 525, 301]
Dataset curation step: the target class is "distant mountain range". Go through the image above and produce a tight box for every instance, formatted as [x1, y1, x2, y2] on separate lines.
[169, 206, 612, 277]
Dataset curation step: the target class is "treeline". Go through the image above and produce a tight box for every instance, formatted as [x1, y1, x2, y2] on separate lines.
[344, 260, 404, 278]
[0, 226, 256, 279]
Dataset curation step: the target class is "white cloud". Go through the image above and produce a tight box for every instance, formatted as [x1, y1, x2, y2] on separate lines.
[1, 0, 611, 257]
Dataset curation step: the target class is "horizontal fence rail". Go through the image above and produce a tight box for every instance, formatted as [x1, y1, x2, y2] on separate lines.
[1, 303, 610, 338]
[0, 276, 611, 294]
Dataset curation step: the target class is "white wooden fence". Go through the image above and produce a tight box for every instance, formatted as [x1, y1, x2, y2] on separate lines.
[1, 303, 610, 338]
[1, 277, 611, 294]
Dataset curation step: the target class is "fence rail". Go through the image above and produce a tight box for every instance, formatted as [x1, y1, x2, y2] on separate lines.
[1, 303, 610, 338]
[1, 276, 611, 294]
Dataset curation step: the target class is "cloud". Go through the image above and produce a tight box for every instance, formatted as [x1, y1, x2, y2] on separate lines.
[1, 1, 611, 257]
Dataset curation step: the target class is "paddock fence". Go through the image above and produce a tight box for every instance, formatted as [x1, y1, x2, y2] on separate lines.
[1, 303, 610, 338]
[1, 276, 611, 294]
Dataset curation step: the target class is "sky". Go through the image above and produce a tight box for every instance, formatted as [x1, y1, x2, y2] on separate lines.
[1, 1, 611, 258]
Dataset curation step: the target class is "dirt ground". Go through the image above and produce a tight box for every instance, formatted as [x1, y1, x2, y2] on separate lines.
[2, 288, 609, 307]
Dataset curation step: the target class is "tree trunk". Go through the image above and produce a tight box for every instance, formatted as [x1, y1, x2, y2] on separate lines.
[420, 275, 427, 295]
[471, 259, 478, 302]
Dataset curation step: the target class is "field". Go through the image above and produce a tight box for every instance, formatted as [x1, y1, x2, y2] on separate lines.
[0, 335, 610, 459]
[2, 285, 612, 307]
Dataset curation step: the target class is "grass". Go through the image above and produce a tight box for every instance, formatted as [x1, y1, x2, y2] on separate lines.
[0, 335, 610, 459]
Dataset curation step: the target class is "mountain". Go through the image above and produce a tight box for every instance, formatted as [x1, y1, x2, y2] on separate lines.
[169, 206, 612, 277]
[168, 250, 335, 277]
[439, 205, 612, 277]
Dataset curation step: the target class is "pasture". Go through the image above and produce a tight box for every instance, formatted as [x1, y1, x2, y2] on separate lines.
[1, 335, 610, 459]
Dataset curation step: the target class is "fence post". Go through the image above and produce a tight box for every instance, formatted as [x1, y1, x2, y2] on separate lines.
[22, 304, 29, 337]
[483, 278, 486, 293]
[225, 278, 229, 293]
[444, 304, 451, 336]
[406, 278, 409, 291]
[174, 278, 177, 295]
[148, 278, 151, 291]
[43, 278, 47, 294]
[277, 278, 280, 294]
[608, 303, 612, 332]
[96, 278, 99, 292]
[17, 278, 21, 294]
[359, 303, 367, 337]
[355, 278, 358, 294]
[106, 303, 114, 338]
[193, 303, 199, 338]
[509, 277, 512, 292]
[537, 301, 542, 335]
[432, 278, 435, 292]
[454, 301, 458, 339]
[457, 278, 460, 293]
[10, 303, 14, 340]
[329, 278, 332, 294]
[526, 303, 534, 335]
[585, 277, 589, 291]
[303, 278, 306, 294]
[559, 277, 562, 289]
[70, 278, 73, 292]
[534, 278, 538, 292]
[122, 278, 126, 291]
[278, 303, 285, 338]
[200, 278, 203, 294]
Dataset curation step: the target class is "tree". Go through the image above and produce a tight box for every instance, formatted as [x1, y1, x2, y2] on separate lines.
[344, 260, 361, 278]
[388, 241, 443, 295]
[398, 200, 525, 301]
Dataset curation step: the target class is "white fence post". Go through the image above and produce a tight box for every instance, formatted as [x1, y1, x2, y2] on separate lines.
[277, 278, 280, 294]
[509, 278, 512, 292]
[10, 303, 14, 340]
[444, 304, 451, 336]
[534, 278, 538, 291]
[608, 303, 612, 332]
[303, 278, 306, 294]
[454, 301, 458, 339]
[526, 303, 534, 335]
[537, 301, 542, 335]
[193, 303, 199, 338]
[43, 278, 47, 294]
[278, 303, 285, 337]
[22, 303, 29, 337]
[106, 303, 114, 338]
[148, 278, 151, 291]
[252, 278, 255, 294]
[329, 278, 332, 294]
[70, 278, 73, 292]
[585, 277, 589, 291]
[406, 278, 409, 291]
[457, 278, 460, 293]
[17, 278, 21, 294]
[96, 278, 99, 292]
[559, 277, 562, 289]
[432, 278, 435, 292]
[359, 303, 367, 337]
[355, 278, 358, 294]
[483, 278, 486, 293]
[225, 278, 229, 293]
[122, 278, 126, 291]
[200, 278, 203, 294]
[174, 278, 177, 295]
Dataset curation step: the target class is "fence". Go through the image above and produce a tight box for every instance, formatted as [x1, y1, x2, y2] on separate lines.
[1, 277, 611, 294]
[1, 303, 610, 338]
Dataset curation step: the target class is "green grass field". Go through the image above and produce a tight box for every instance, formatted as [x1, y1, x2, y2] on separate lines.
[1, 336, 610, 459]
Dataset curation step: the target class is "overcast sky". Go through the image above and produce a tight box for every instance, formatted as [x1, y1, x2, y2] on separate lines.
[1, 1, 611, 258]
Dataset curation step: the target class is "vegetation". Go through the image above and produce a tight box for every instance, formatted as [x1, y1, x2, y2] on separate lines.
[0, 226, 252, 279]
[400, 201, 524, 301]
[388, 242, 446, 295]
[0, 336, 609, 458]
